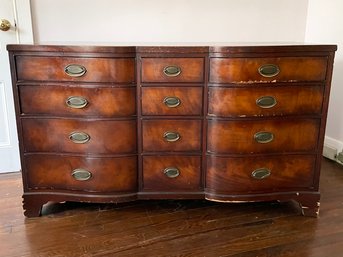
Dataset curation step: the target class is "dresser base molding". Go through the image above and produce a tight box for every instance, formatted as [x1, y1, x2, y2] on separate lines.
[23, 191, 320, 217]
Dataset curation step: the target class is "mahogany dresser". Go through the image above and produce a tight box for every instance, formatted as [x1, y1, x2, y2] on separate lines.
[7, 44, 336, 217]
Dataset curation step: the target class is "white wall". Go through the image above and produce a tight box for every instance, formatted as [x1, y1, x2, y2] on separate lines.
[306, 0, 343, 151]
[30, 0, 308, 44]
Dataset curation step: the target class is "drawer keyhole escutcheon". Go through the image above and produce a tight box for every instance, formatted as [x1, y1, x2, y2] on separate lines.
[256, 96, 277, 109]
[163, 131, 180, 142]
[251, 168, 271, 180]
[64, 64, 87, 77]
[254, 131, 274, 144]
[69, 131, 90, 144]
[71, 168, 92, 181]
[258, 64, 280, 78]
[163, 96, 181, 108]
[163, 65, 182, 77]
[164, 167, 180, 178]
[66, 96, 88, 109]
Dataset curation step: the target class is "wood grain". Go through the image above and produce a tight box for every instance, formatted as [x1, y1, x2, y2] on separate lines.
[207, 119, 320, 154]
[1, 158, 343, 257]
[16, 56, 135, 83]
[141, 58, 204, 83]
[22, 118, 137, 154]
[19, 85, 136, 117]
[208, 85, 324, 117]
[209, 57, 328, 83]
[25, 154, 137, 192]
[141, 87, 203, 116]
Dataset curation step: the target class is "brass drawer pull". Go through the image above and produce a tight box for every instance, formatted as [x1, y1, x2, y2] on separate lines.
[71, 168, 92, 181]
[163, 131, 180, 142]
[69, 131, 90, 144]
[163, 96, 181, 108]
[251, 168, 271, 180]
[258, 64, 280, 77]
[66, 96, 88, 109]
[256, 96, 277, 109]
[254, 131, 274, 144]
[163, 65, 182, 77]
[64, 64, 87, 77]
[164, 167, 180, 178]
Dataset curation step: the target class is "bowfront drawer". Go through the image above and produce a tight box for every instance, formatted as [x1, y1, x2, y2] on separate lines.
[141, 58, 204, 83]
[208, 85, 323, 117]
[210, 57, 328, 83]
[206, 155, 315, 193]
[22, 118, 136, 154]
[207, 119, 319, 154]
[25, 155, 137, 192]
[19, 85, 136, 117]
[143, 155, 201, 191]
[141, 87, 203, 116]
[142, 119, 202, 152]
[16, 56, 135, 83]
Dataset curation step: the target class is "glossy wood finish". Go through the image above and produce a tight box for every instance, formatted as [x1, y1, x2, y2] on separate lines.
[206, 155, 316, 193]
[142, 155, 201, 191]
[7, 44, 336, 217]
[22, 118, 137, 154]
[209, 57, 328, 83]
[208, 85, 323, 117]
[207, 119, 320, 154]
[16, 56, 135, 83]
[19, 85, 136, 117]
[142, 119, 202, 152]
[2, 158, 343, 257]
[25, 155, 137, 192]
[141, 58, 204, 83]
[141, 87, 203, 115]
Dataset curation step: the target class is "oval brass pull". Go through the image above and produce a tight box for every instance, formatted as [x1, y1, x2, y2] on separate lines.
[251, 168, 271, 180]
[64, 64, 87, 77]
[258, 64, 280, 78]
[66, 96, 88, 109]
[163, 96, 181, 108]
[164, 167, 180, 178]
[163, 131, 180, 142]
[254, 131, 274, 144]
[256, 96, 277, 109]
[163, 65, 182, 77]
[71, 168, 92, 181]
[69, 131, 90, 144]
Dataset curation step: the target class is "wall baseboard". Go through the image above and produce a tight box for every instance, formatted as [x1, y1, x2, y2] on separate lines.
[324, 136, 343, 165]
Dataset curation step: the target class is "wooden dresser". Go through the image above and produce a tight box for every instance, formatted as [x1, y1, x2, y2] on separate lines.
[7, 44, 336, 217]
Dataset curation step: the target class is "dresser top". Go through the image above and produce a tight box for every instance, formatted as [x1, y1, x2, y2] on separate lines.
[7, 43, 337, 54]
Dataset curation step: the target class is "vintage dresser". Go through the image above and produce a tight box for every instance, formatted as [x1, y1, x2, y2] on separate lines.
[7, 44, 336, 217]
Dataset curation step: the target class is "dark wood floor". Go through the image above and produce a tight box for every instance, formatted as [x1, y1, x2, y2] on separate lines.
[1, 158, 343, 257]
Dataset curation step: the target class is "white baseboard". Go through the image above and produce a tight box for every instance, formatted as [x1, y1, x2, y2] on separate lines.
[324, 136, 343, 152]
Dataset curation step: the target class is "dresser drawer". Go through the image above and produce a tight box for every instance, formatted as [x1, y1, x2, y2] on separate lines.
[209, 57, 328, 83]
[142, 155, 201, 191]
[141, 87, 203, 116]
[208, 85, 323, 117]
[19, 85, 136, 117]
[25, 155, 137, 192]
[141, 58, 204, 83]
[22, 118, 136, 154]
[207, 119, 319, 154]
[206, 155, 315, 193]
[142, 119, 202, 152]
[16, 56, 135, 83]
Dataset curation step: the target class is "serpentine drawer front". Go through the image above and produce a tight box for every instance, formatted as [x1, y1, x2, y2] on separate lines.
[7, 44, 336, 218]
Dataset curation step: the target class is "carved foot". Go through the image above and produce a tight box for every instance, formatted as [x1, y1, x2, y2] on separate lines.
[22, 195, 48, 218]
[296, 193, 320, 217]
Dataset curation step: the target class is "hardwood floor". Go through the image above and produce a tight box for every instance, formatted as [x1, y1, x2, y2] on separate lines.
[1, 158, 343, 257]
